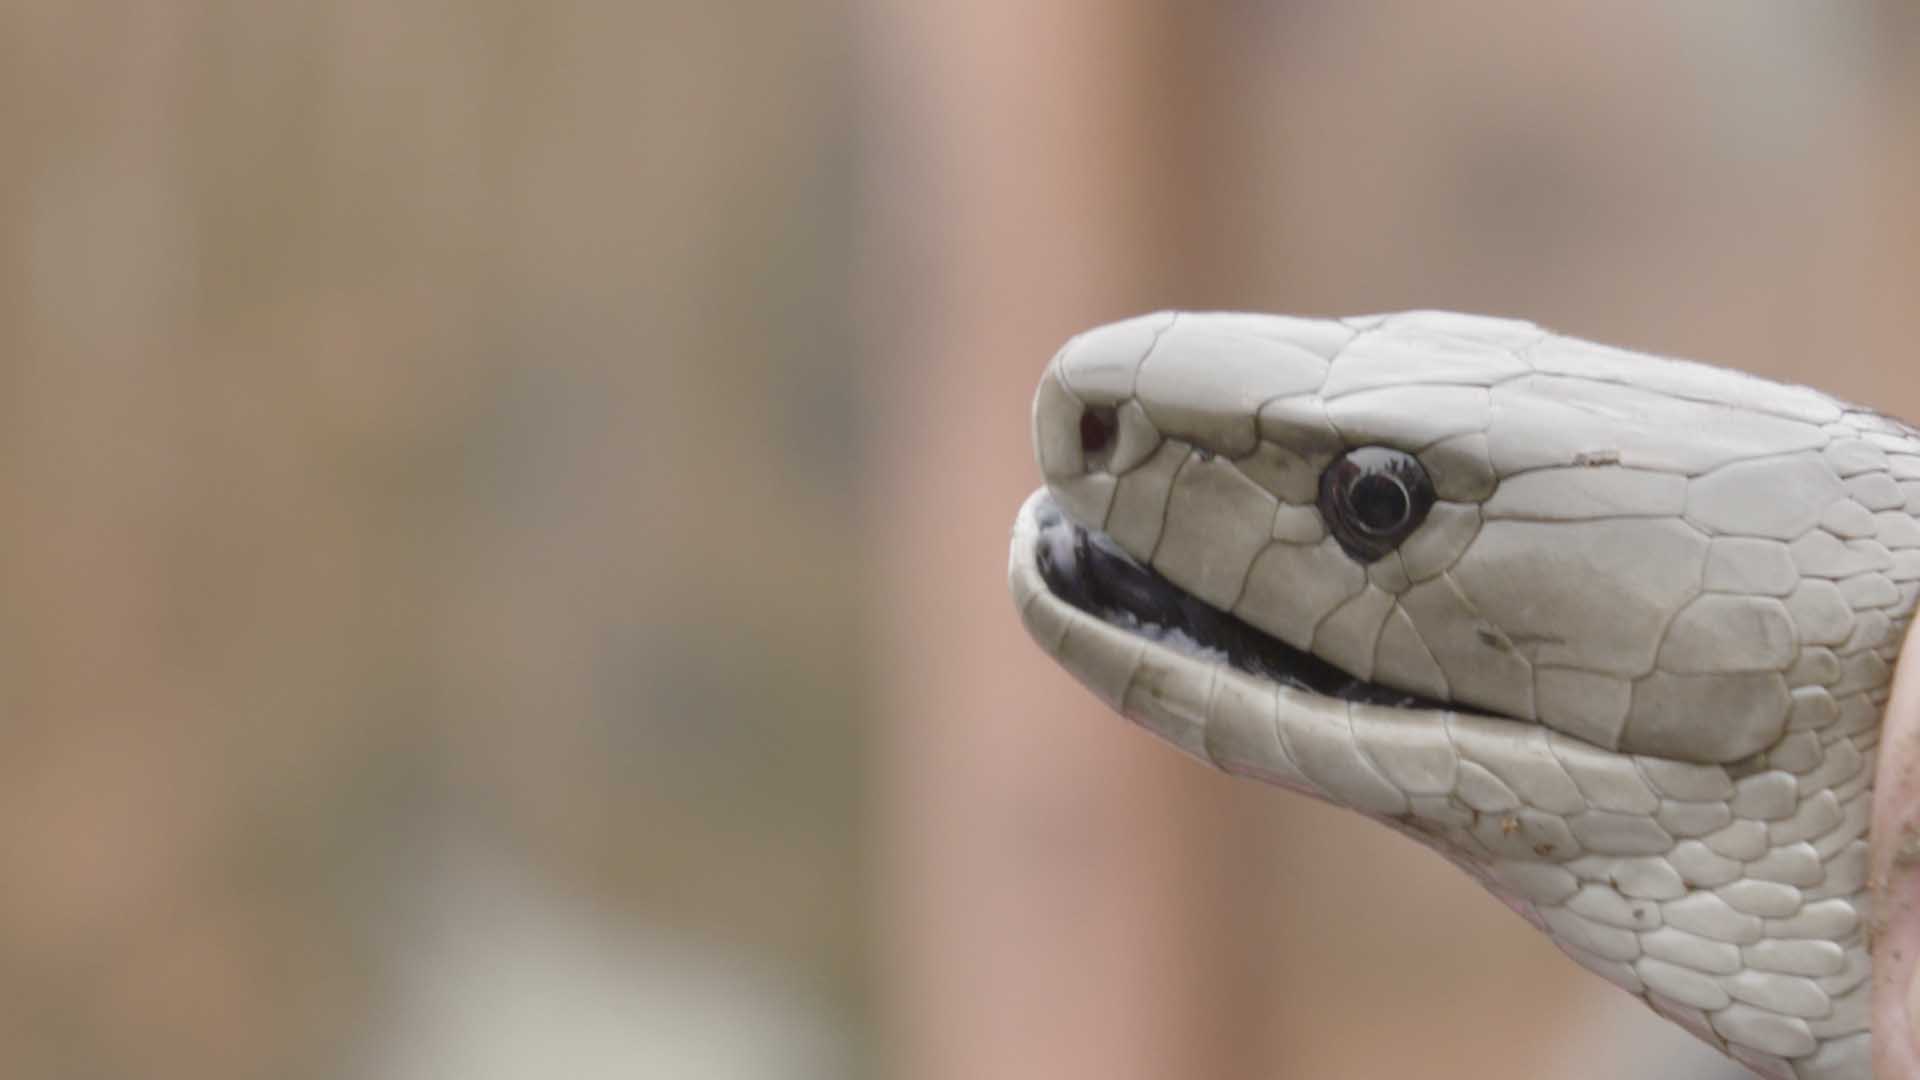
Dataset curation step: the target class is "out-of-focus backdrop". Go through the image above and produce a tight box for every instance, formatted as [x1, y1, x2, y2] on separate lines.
[3, 3, 1915, 1078]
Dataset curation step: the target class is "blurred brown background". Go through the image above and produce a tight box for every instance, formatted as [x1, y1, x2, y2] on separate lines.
[1, 3, 1914, 1079]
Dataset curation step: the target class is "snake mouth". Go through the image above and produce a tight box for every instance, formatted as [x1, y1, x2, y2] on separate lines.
[1029, 492, 1470, 714]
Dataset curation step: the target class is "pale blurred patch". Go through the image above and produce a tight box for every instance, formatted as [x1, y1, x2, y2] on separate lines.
[370, 837, 848, 1080]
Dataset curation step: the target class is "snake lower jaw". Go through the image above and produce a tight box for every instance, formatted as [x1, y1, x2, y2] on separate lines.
[1013, 480, 1875, 1080]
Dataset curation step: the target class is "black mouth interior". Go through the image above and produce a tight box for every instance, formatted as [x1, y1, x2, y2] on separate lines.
[1033, 497, 1469, 713]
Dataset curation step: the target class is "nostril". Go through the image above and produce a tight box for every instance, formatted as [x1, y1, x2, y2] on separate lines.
[1079, 406, 1116, 456]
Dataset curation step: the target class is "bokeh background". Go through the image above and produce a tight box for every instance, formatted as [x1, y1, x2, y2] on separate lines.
[3, 3, 1916, 1078]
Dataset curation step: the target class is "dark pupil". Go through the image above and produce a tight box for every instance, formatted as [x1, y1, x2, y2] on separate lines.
[1349, 473, 1409, 534]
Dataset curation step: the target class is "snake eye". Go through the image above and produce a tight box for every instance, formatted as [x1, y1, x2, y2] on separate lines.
[1318, 447, 1435, 563]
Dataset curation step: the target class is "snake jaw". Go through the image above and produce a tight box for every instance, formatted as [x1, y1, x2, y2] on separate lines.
[1014, 311, 1920, 1080]
[1028, 493, 1469, 715]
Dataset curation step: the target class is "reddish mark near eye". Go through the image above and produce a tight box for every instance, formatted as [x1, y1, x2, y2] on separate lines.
[1080, 409, 1113, 454]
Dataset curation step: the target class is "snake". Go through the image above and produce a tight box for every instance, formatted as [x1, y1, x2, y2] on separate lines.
[1006, 310, 1920, 1080]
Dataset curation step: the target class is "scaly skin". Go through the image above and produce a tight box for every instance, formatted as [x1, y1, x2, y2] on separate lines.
[1009, 311, 1920, 1079]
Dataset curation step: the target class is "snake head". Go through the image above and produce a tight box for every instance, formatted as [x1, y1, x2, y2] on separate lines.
[1010, 310, 1920, 1080]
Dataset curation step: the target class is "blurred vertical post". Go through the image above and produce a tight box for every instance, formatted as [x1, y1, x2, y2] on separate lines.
[863, 3, 1253, 1078]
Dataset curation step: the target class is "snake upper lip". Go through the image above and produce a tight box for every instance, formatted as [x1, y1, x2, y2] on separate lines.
[1032, 493, 1481, 715]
